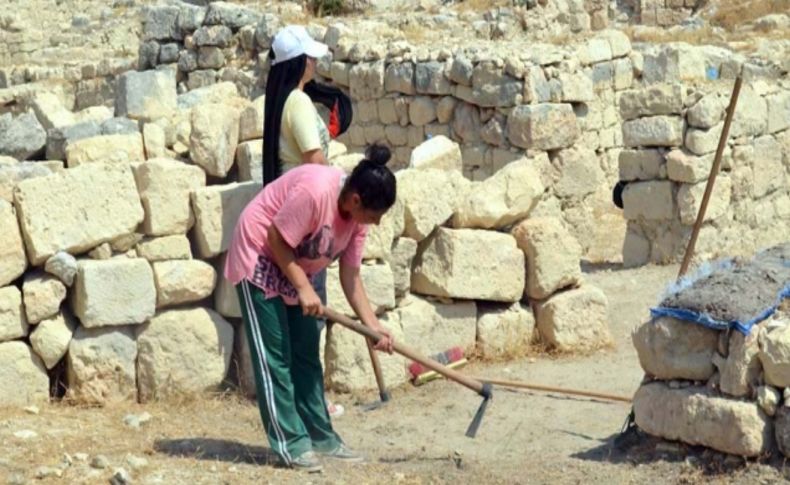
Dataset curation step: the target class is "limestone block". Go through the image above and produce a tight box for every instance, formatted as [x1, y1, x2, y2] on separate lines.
[14, 164, 144, 265]
[142, 5, 179, 40]
[362, 200, 399, 261]
[390, 237, 417, 298]
[325, 312, 408, 392]
[349, 61, 385, 101]
[326, 262, 395, 317]
[204, 1, 259, 29]
[67, 325, 138, 403]
[133, 158, 206, 236]
[136, 307, 234, 402]
[0, 200, 26, 287]
[71, 259, 156, 328]
[0, 286, 28, 343]
[477, 303, 535, 359]
[578, 37, 613, 65]
[553, 147, 602, 198]
[688, 93, 724, 129]
[384, 63, 415, 95]
[601, 29, 631, 58]
[559, 72, 594, 102]
[408, 135, 461, 172]
[177, 82, 239, 111]
[0, 111, 46, 160]
[239, 95, 264, 141]
[44, 252, 78, 287]
[116, 69, 177, 122]
[731, 86, 767, 138]
[29, 312, 76, 369]
[415, 62, 452, 95]
[22, 272, 66, 324]
[412, 228, 525, 303]
[236, 139, 263, 183]
[397, 168, 469, 242]
[507, 103, 579, 150]
[685, 123, 723, 156]
[136, 235, 192, 262]
[618, 84, 683, 120]
[632, 316, 718, 380]
[0, 162, 58, 203]
[535, 285, 610, 351]
[214, 254, 240, 319]
[622, 180, 675, 220]
[30, 92, 75, 130]
[717, 329, 762, 398]
[193, 25, 233, 47]
[753, 135, 785, 198]
[190, 103, 241, 178]
[191, 181, 261, 258]
[622, 116, 683, 147]
[677, 176, 731, 225]
[512, 218, 582, 300]
[153, 260, 216, 309]
[767, 91, 790, 134]
[143, 123, 166, 159]
[453, 157, 544, 229]
[398, 295, 477, 356]
[759, 323, 790, 388]
[65, 133, 145, 168]
[0, 341, 49, 406]
[666, 149, 710, 183]
[619, 149, 664, 181]
[634, 383, 772, 457]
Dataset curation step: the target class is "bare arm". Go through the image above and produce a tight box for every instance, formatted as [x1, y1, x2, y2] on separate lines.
[339, 263, 394, 353]
[302, 148, 328, 165]
[267, 224, 322, 316]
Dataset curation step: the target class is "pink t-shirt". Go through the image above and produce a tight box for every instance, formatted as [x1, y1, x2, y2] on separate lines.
[224, 164, 367, 305]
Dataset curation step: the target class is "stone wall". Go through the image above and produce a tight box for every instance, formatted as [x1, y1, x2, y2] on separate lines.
[636, 0, 704, 27]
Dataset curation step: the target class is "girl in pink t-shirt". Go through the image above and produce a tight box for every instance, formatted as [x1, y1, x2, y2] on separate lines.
[225, 145, 396, 471]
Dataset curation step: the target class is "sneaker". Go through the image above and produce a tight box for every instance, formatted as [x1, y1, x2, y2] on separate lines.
[289, 451, 323, 473]
[318, 443, 364, 463]
[327, 401, 344, 418]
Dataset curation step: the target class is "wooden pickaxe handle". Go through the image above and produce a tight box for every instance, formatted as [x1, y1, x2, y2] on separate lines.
[365, 338, 390, 402]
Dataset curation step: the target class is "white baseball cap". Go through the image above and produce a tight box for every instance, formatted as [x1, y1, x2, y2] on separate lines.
[271, 25, 329, 65]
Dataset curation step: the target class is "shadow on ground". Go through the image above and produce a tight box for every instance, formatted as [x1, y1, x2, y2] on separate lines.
[154, 438, 280, 467]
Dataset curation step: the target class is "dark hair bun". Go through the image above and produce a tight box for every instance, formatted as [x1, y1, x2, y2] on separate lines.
[364, 143, 391, 166]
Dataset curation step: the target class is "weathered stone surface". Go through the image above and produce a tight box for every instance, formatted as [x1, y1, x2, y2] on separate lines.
[578, 37, 613, 65]
[153, 260, 216, 308]
[236, 140, 263, 184]
[685, 124, 722, 156]
[0, 162, 58, 203]
[677, 176, 731, 225]
[398, 295, 477, 356]
[757, 385, 780, 417]
[65, 133, 145, 168]
[412, 228, 525, 302]
[0, 111, 46, 160]
[397, 168, 470, 242]
[30, 92, 75, 130]
[191, 182, 261, 258]
[194, 25, 233, 47]
[716, 329, 762, 397]
[633, 316, 718, 380]
[415, 62, 452, 95]
[622, 116, 683, 147]
[408, 135, 461, 172]
[408, 96, 436, 127]
[14, 165, 144, 265]
[88, 243, 112, 260]
[136, 235, 192, 262]
[507, 103, 579, 150]
[190, 103, 241, 178]
[143, 123, 166, 159]
[775, 406, 790, 457]
[71, 259, 156, 328]
[349, 62, 385, 101]
[238, 95, 264, 142]
[325, 312, 408, 392]
[767, 91, 790, 134]
[634, 383, 772, 457]
[22, 272, 67, 324]
[0, 341, 49, 406]
[666, 149, 710, 183]
[204, 1, 259, 29]
[137, 307, 234, 402]
[477, 303, 535, 359]
[0, 200, 26, 287]
[512, 218, 582, 300]
[558, 72, 593, 102]
[134, 158, 206, 236]
[384, 63, 415, 95]
[453, 157, 544, 229]
[46, 122, 102, 161]
[619, 149, 664, 181]
[753, 135, 785, 198]
[67, 325, 138, 403]
[535, 285, 610, 351]
[44, 251, 78, 287]
[177, 82, 239, 111]
[731, 86, 767, 138]
[142, 5, 179, 40]
[618, 84, 683, 120]
[116, 70, 177, 122]
[29, 312, 76, 369]
[362, 197, 401, 261]
[214, 254, 240, 318]
[0, 286, 28, 343]
[326, 262, 395, 317]
[622, 181, 675, 221]
[759, 323, 790, 388]
[553, 147, 602, 198]
[390, 237, 417, 298]
[688, 93, 724, 129]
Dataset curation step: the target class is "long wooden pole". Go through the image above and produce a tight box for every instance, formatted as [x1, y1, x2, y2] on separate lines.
[678, 75, 743, 278]
[470, 376, 632, 403]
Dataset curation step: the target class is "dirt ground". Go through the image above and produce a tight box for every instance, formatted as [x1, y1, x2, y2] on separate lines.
[2, 263, 790, 485]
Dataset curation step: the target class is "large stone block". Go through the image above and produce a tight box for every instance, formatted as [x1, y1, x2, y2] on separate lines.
[177, 82, 239, 111]
[666, 149, 710, 183]
[67, 325, 138, 403]
[0, 286, 28, 343]
[618, 149, 664, 181]
[22, 272, 66, 324]
[0, 341, 49, 406]
[214, 254, 241, 318]
[408, 135, 461, 172]
[326, 262, 395, 317]
[325, 312, 408, 393]
[731, 86, 767, 138]
[677, 176, 731, 225]
[153, 260, 216, 308]
[238, 95, 264, 141]
[622, 115, 683, 147]
[29, 312, 76, 369]
[618, 84, 683, 120]
[622, 180, 675, 221]
[397, 168, 469, 242]
[398, 295, 477, 356]
[133, 158, 206, 236]
[136, 307, 234, 402]
[535, 285, 610, 351]
[191, 181, 261, 258]
[759, 322, 790, 388]
[0, 111, 46, 160]
[349, 62, 385, 101]
[384, 62, 415, 95]
[717, 329, 761, 398]
[116, 69, 177, 122]
[453, 157, 544, 230]
[236, 140, 263, 183]
[685, 124, 722, 156]
[632, 316, 718, 380]
[0, 200, 26, 287]
[415, 62, 452, 95]
[190, 103, 241, 178]
[552, 147, 602, 199]
[390, 237, 417, 298]
[136, 235, 192, 262]
[477, 303, 535, 359]
[0, 161, 60, 203]
[204, 1, 259, 29]
[71, 259, 156, 328]
[65, 133, 145, 168]
[512, 218, 582, 300]
[688, 93, 724, 129]
[507, 104, 580, 150]
[13, 164, 144, 265]
[634, 383, 773, 457]
[412, 228, 525, 303]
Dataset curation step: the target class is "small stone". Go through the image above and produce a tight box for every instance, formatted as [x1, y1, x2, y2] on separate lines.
[13, 430, 37, 439]
[91, 455, 109, 469]
[74, 453, 89, 462]
[123, 412, 152, 429]
[44, 251, 78, 287]
[125, 454, 148, 470]
[34, 466, 62, 479]
[24, 405, 39, 415]
[757, 386, 780, 416]
[110, 467, 131, 485]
